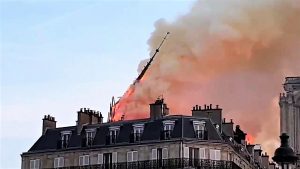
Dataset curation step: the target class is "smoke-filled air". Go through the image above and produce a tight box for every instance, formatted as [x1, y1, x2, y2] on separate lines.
[113, 0, 300, 155]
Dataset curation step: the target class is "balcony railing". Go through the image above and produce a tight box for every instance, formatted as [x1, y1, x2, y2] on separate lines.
[45, 158, 241, 169]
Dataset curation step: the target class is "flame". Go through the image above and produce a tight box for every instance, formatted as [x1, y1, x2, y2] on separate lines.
[246, 134, 255, 144]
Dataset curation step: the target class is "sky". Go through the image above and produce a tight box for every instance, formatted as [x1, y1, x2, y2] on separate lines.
[0, 0, 196, 168]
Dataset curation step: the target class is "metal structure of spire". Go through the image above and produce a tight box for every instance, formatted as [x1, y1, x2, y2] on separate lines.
[108, 32, 170, 122]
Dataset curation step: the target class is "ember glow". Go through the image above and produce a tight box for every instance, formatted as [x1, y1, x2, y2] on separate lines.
[246, 134, 255, 145]
[114, 0, 300, 155]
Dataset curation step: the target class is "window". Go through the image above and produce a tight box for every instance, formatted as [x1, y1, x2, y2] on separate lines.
[127, 151, 138, 162]
[200, 148, 207, 159]
[79, 155, 90, 166]
[209, 149, 221, 160]
[98, 154, 103, 164]
[151, 149, 157, 160]
[85, 129, 96, 146]
[54, 157, 64, 168]
[193, 121, 206, 139]
[30, 159, 40, 169]
[133, 124, 144, 142]
[162, 148, 168, 159]
[184, 147, 189, 158]
[112, 152, 118, 163]
[109, 126, 120, 144]
[162, 120, 175, 139]
[60, 131, 71, 148]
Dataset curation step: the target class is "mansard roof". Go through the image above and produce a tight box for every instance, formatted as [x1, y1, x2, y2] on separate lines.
[26, 115, 222, 154]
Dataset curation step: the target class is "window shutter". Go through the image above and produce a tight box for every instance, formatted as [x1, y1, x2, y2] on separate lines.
[35, 159, 40, 169]
[210, 149, 215, 160]
[98, 154, 103, 164]
[127, 152, 132, 162]
[59, 157, 64, 167]
[84, 155, 89, 165]
[54, 158, 58, 168]
[162, 148, 168, 159]
[30, 160, 34, 169]
[215, 150, 221, 160]
[133, 151, 138, 162]
[151, 149, 157, 160]
[79, 156, 84, 166]
[200, 148, 206, 159]
[184, 147, 189, 158]
[112, 152, 118, 163]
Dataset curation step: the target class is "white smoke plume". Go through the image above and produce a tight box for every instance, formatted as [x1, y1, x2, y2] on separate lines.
[116, 0, 300, 155]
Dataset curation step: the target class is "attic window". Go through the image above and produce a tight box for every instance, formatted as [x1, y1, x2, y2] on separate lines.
[192, 120, 206, 139]
[60, 131, 71, 148]
[133, 124, 144, 142]
[85, 128, 96, 146]
[162, 120, 175, 140]
[109, 126, 120, 144]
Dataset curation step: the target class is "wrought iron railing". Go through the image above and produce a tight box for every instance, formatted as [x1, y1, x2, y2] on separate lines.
[46, 158, 241, 169]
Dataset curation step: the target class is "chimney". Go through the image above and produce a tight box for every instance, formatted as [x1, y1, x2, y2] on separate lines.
[192, 104, 222, 132]
[77, 108, 103, 133]
[254, 144, 263, 165]
[261, 152, 269, 169]
[42, 115, 56, 135]
[222, 118, 234, 138]
[234, 125, 246, 144]
[150, 98, 169, 120]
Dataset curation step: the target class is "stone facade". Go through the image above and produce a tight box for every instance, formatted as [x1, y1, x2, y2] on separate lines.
[279, 77, 300, 155]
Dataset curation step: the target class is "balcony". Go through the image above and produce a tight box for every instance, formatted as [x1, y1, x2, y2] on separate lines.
[45, 158, 241, 169]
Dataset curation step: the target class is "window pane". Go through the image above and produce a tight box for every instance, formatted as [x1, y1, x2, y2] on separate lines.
[215, 150, 221, 160]
[133, 151, 138, 162]
[98, 154, 103, 164]
[162, 148, 168, 159]
[79, 156, 84, 166]
[127, 152, 132, 162]
[209, 149, 215, 160]
[112, 152, 117, 163]
[184, 147, 189, 158]
[35, 159, 40, 169]
[152, 149, 157, 160]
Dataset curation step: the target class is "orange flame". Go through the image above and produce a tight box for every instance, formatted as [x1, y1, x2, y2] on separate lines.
[246, 134, 255, 144]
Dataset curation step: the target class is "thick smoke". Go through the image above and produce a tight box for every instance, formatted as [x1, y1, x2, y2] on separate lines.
[117, 0, 300, 155]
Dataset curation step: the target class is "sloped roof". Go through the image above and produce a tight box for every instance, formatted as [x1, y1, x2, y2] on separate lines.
[26, 115, 223, 154]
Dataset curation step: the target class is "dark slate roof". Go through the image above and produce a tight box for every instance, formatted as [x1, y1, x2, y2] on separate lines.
[26, 115, 223, 153]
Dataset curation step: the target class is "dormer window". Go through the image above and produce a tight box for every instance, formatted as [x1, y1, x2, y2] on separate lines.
[162, 120, 175, 140]
[85, 128, 96, 146]
[109, 126, 120, 144]
[60, 131, 71, 148]
[193, 120, 206, 139]
[133, 124, 144, 142]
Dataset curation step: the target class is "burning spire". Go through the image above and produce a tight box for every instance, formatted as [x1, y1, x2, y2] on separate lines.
[108, 32, 170, 122]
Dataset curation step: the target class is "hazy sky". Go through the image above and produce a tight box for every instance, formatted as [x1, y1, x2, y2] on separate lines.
[0, 0, 195, 168]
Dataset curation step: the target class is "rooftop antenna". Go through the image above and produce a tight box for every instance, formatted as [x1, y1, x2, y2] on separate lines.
[109, 32, 170, 122]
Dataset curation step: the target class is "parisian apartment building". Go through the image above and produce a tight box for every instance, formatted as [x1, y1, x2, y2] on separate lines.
[21, 99, 276, 169]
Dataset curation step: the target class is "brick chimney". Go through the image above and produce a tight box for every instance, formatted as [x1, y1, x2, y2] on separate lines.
[42, 115, 56, 135]
[150, 98, 169, 120]
[192, 104, 222, 132]
[77, 108, 103, 133]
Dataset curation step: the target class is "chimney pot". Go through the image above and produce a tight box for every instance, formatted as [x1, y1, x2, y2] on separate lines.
[230, 119, 233, 123]
[216, 105, 219, 109]
[209, 104, 212, 109]
[195, 105, 198, 110]
[193, 106, 195, 111]
[204, 104, 206, 110]
[199, 106, 201, 110]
